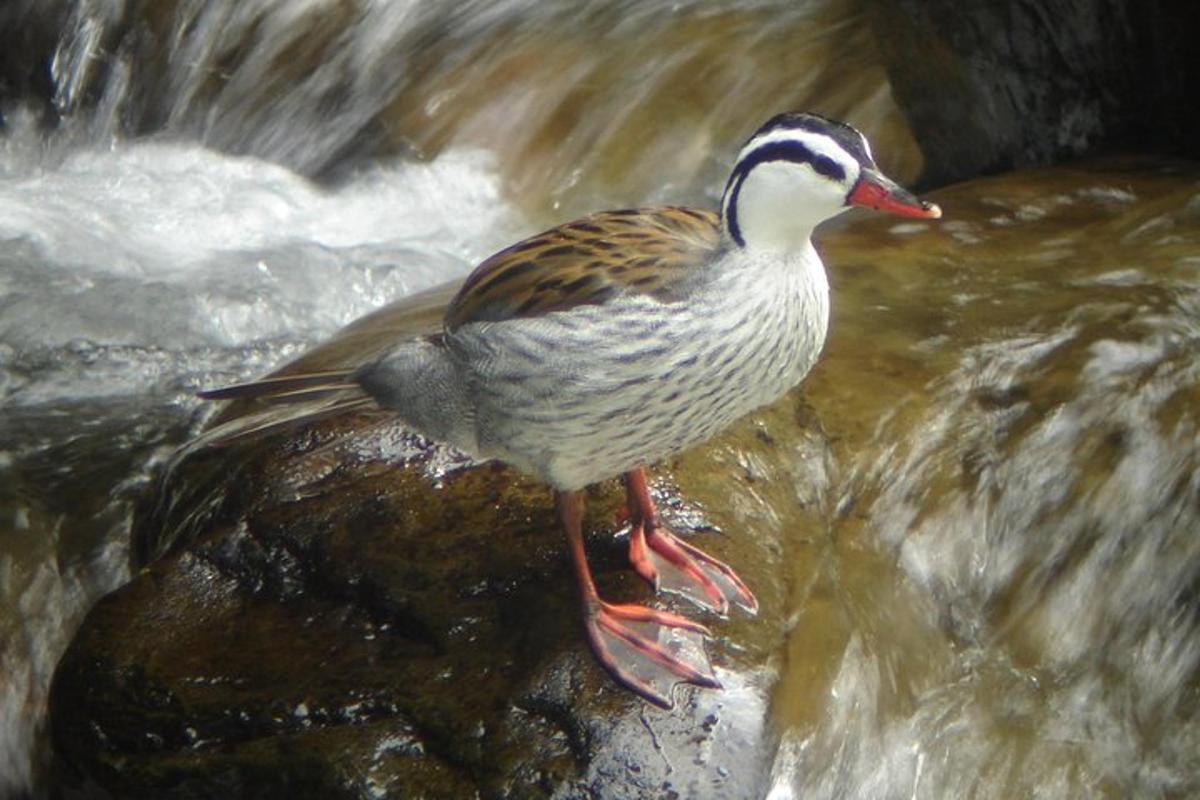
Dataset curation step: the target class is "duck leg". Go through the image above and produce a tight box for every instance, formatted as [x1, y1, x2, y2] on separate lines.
[557, 489, 719, 708]
[624, 468, 758, 616]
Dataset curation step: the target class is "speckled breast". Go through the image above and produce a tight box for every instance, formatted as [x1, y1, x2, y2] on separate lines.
[452, 251, 829, 490]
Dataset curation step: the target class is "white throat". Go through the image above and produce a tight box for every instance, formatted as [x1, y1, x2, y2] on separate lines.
[725, 160, 851, 253]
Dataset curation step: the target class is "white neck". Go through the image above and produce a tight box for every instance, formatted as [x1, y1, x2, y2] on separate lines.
[720, 136, 859, 253]
[722, 162, 851, 253]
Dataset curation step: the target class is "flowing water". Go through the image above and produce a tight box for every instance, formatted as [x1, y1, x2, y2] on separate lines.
[1, 1, 1197, 797]
[769, 162, 1200, 798]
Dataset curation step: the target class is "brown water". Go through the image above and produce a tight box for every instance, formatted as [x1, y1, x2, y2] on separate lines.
[771, 159, 1200, 798]
[1, 1, 1197, 796]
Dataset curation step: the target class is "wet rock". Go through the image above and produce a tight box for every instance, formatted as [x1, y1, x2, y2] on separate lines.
[49, 328, 830, 796]
[869, 0, 1195, 185]
[0, 1, 67, 125]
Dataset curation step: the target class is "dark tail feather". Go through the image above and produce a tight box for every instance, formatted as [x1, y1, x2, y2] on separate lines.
[251, 382, 363, 404]
[196, 396, 378, 448]
[197, 369, 355, 402]
[194, 368, 375, 447]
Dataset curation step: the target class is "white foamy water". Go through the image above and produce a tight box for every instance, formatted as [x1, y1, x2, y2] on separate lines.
[0, 122, 522, 794]
[0, 120, 517, 394]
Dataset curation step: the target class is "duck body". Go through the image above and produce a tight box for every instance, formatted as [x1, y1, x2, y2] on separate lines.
[200, 112, 940, 707]
[357, 207, 829, 491]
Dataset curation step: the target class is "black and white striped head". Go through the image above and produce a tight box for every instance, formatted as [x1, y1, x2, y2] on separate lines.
[721, 112, 940, 251]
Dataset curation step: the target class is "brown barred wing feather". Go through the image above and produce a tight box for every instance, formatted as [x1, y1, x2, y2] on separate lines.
[445, 207, 720, 329]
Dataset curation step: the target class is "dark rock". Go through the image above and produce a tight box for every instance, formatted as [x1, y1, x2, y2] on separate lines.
[0, 0, 68, 125]
[870, 0, 1200, 185]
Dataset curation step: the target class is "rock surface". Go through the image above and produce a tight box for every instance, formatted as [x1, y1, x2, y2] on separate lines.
[870, 0, 1200, 184]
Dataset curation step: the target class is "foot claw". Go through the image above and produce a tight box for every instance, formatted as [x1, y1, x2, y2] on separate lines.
[630, 523, 758, 616]
[584, 602, 720, 709]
